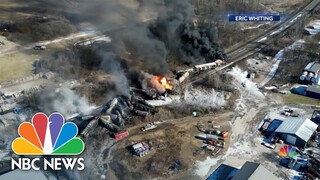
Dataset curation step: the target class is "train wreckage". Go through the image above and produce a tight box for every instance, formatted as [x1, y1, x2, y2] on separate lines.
[76, 91, 159, 138]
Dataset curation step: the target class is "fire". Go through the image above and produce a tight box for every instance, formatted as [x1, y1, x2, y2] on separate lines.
[159, 77, 173, 90]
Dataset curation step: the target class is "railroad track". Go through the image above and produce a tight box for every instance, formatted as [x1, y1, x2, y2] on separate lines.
[189, 0, 320, 84]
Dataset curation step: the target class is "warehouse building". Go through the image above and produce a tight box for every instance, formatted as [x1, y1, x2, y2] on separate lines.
[306, 85, 320, 100]
[232, 161, 279, 180]
[207, 161, 279, 180]
[275, 117, 318, 148]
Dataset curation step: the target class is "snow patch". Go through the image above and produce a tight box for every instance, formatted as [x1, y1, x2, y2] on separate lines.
[195, 156, 221, 177]
[241, 22, 270, 30]
[183, 88, 226, 107]
[228, 67, 265, 99]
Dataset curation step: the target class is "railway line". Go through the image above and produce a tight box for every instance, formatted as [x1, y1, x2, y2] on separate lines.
[188, 0, 320, 84]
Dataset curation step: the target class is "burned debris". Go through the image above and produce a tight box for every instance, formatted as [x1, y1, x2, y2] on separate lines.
[79, 117, 99, 138]
[72, 91, 158, 138]
[100, 92, 158, 127]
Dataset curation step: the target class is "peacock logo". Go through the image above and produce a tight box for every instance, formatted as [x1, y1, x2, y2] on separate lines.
[278, 145, 298, 158]
[12, 112, 84, 155]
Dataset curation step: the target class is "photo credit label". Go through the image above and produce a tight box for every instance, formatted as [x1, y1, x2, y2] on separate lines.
[228, 14, 281, 22]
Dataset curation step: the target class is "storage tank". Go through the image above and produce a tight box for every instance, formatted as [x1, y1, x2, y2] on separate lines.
[299, 75, 306, 81]
[303, 71, 308, 76]
[178, 72, 190, 83]
[80, 119, 99, 137]
[306, 72, 314, 81]
[309, 72, 314, 78]
[300, 71, 308, 81]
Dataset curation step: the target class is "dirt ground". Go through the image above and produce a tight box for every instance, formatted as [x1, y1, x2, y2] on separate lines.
[263, 0, 305, 13]
[107, 113, 232, 180]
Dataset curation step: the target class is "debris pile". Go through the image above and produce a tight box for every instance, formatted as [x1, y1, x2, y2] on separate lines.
[0, 93, 17, 114]
[99, 92, 158, 131]
[195, 121, 229, 156]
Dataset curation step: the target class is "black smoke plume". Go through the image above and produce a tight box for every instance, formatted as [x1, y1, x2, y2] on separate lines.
[27, 0, 227, 93]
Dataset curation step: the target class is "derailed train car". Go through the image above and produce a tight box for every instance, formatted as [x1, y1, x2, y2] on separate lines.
[177, 59, 225, 83]
[193, 59, 224, 72]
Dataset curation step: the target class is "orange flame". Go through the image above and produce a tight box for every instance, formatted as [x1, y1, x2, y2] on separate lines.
[160, 77, 173, 90]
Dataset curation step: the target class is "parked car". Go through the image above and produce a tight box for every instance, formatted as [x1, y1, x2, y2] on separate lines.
[141, 123, 157, 132]
[34, 45, 46, 50]
[261, 141, 276, 149]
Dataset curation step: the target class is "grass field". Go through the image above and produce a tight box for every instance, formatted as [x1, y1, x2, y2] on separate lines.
[0, 36, 36, 82]
[0, 0, 36, 21]
[0, 51, 37, 82]
[0, 35, 65, 82]
[283, 94, 320, 106]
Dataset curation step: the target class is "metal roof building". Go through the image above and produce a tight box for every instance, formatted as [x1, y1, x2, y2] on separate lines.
[304, 62, 320, 73]
[207, 161, 279, 180]
[300, 62, 320, 85]
[306, 85, 320, 100]
[275, 117, 318, 148]
[232, 161, 279, 180]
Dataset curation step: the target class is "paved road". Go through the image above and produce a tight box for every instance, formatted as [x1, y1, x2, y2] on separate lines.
[189, 0, 320, 83]
[0, 32, 93, 57]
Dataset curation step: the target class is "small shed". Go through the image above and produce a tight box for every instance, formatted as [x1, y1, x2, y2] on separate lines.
[275, 117, 318, 148]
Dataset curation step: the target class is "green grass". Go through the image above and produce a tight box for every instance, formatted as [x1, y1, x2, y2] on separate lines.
[0, 51, 36, 82]
[283, 94, 320, 106]
[0, 35, 65, 82]
[0, 0, 38, 21]
[0, 36, 35, 82]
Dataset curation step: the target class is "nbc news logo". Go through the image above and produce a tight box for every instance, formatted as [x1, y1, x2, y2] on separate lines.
[11, 112, 85, 170]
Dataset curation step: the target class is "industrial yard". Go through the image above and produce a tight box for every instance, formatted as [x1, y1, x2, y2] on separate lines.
[0, 0, 320, 180]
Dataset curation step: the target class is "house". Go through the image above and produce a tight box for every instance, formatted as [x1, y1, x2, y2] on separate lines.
[306, 85, 320, 100]
[207, 161, 279, 180]
[275, 117, 318, 148]
[299, 62, 320, 85]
